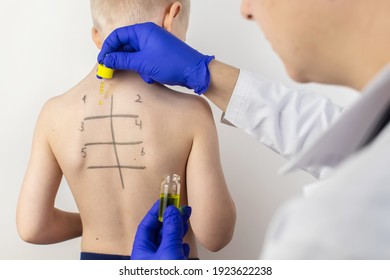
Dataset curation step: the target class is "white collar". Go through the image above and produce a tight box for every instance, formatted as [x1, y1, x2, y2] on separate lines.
[280, 64, 390, 175]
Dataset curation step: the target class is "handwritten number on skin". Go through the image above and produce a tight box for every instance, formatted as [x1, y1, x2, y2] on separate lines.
[81, 147, 87, 158]
[135, 119, 143, 130]
[79, 122, 85, 132]
[135, 94, 143, 103]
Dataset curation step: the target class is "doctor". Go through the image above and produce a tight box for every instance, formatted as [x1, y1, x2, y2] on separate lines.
[99, 0, 390, 259]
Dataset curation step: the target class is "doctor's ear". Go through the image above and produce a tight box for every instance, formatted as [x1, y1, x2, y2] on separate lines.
[92, 27, 103, 50]
[162, 2, 183, 33]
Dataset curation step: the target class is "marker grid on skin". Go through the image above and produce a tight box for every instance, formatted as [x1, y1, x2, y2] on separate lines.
[82, 95, 146, 189]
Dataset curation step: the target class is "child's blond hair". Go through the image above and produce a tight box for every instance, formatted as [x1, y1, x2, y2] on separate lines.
[91, 0, 190, 38]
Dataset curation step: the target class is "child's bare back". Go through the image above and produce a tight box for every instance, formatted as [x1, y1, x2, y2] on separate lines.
[17, 67, 235, 258]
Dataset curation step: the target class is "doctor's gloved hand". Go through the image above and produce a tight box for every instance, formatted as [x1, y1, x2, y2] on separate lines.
[98, 22, 215, 95]
[131, 200, 192, 260]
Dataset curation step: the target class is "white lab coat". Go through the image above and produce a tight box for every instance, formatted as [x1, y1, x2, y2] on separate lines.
[223, 71, 344, 178]
[223, 66, 390, 259]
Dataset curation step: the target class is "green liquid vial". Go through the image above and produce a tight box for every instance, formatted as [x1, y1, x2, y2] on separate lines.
[158, 174, 181, 222]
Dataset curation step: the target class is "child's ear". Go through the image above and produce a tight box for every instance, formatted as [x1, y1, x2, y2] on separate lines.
[91, 27, 103, 50]
[162, 2, 183, 33]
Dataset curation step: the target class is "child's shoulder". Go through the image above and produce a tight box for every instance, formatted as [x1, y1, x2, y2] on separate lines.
[37, 81, 83, 125]
[43, 75, 89, 109]
[39, 92, 68, 117]
[162, 87, 213, 116]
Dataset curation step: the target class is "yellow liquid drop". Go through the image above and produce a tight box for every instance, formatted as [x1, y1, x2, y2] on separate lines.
[99, 80, 105, 94]
[98, 80, 105, 105]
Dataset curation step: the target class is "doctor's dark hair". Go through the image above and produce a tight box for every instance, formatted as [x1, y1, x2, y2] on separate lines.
[90, 0, 190, 38]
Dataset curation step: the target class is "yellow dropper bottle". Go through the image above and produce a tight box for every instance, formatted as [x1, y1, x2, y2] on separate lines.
[96, 64, 114, 105]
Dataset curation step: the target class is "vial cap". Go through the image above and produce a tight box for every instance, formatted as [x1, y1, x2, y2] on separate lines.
[96, 64, 114, 79]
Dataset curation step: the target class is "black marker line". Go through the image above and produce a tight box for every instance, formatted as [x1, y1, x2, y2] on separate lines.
[85, 141, 143, 147]
[109, 96, 125, 189]
[87, 165, 146, 170]
[84, 114, 139, 121]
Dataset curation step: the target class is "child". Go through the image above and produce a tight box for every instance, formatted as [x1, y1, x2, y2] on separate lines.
[16, 0, 236, 260]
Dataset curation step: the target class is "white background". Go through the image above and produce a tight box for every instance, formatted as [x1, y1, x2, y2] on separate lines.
[0, 0, 358, 259]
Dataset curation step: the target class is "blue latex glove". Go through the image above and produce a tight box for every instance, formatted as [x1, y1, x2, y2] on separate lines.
[98, 22, 215, 95]
[131, 200, 192, 260]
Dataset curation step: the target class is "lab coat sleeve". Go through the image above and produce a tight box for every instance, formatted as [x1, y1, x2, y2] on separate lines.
[261, 124, 390, 259]
[223, 70, 344, 177]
